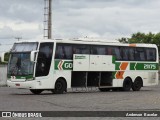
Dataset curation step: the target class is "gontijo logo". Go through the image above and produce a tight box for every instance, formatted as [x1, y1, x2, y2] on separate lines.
[55, 60, 73, 70]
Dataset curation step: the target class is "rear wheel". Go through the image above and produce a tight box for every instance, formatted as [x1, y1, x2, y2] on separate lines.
[52, 78, 67, 94]
[99, 88, 111, 92]
[132, 77, 143, 91]
[122, 78, 132, 91]
[30, 89, 43, 94]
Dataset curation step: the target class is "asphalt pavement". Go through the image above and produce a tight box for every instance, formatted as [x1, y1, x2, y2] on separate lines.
[0, 84, 160, 119]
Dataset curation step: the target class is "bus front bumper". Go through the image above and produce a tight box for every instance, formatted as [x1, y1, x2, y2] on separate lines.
[7, 80, 40, 89]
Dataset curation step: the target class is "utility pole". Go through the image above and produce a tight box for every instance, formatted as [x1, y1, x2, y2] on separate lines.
[44, 0, 52, 39]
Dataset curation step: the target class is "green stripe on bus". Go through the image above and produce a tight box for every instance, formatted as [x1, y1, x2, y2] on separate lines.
[130, 63, 159, 70]
[115, 62, 121, 70]
[55, 60, 73, 70]
[112, 56, 116, 64]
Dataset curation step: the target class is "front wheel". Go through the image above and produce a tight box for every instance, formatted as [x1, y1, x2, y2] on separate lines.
[52, 78, 67, 94]
[30, 89, 43, 94]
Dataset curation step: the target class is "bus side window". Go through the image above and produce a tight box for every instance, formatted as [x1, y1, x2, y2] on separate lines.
[91, 46, 106, 55]
[114, 47, 122, 60]
[64, 45, 72, 59]
[122, 47, 128, 61]
[146, 48, 156, 61]
[128, 48, 135, 61]
[73, 44, 90, 54]
[97, 46, 105, 55]
[73, 45, 80, 54]
[55, 44, 73, 59]
[91, 46, 97, 54]
[55, 45, 65, 59]
[107, 47, 112, 55]
[135, 48, 146, 61]
[135, 49, 140, 60]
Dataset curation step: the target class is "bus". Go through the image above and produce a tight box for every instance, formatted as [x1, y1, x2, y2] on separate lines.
[1, 38, 159, 94]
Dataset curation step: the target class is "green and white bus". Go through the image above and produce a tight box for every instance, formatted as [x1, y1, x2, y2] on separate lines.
[1, 38, 159, 94]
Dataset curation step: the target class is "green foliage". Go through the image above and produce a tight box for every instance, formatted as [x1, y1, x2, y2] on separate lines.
[129, 32, 146, 43]
[118, 37, 128, 43]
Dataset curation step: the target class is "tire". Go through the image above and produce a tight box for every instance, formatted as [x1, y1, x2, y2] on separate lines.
[53, 78, 67, 94]
[122, 78, 132, 91]
[99, 88, 111, 92]
[132, 77, 143, 91]
[30, 89, 43, 94]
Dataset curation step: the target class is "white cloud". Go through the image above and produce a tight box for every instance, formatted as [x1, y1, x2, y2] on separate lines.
[0, 21, 41, 31]
[0, 0, 160, 43]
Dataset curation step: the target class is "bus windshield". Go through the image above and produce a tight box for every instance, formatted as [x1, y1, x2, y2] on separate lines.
[11, 42, 38, 52]
[8, 42, 38, 76]
[8, 53, 34, 76]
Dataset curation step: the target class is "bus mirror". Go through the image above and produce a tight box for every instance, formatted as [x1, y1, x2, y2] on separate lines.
[1, 52, 9, 63]
[30, 51, 38, 62]
[1, 52, 5, 63]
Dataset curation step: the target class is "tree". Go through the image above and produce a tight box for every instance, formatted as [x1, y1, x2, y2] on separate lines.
[118, 37, 128, 43]
[143, 32, 154, 43]
[128, 32, 146, 43]
[153, 32, 160, 52]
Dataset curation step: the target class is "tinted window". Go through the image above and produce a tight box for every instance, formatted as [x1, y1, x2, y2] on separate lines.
[146, 48, 156, 61]
[128, 48, 135, 61]
[55, 44, 73, 59]
[113, 47, 122, 60]
[107, 47, 113, 55]
[73, 44, 90, 54]
[55, 43, 157, 62]
[55, 44, 90, 59]
[122, 47, 129, 60]
[135, 48, 146, 61]
[91, 46, 107, 55]
[36, 43, 53, 77]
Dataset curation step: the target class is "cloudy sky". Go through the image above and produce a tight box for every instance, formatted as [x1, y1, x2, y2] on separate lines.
[0, 0, 160, 48]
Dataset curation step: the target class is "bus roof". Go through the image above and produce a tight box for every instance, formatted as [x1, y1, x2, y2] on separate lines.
[15, 38, 157, 48]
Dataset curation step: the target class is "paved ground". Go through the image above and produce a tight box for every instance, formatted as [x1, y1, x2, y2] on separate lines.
[0, 84, 160, 119]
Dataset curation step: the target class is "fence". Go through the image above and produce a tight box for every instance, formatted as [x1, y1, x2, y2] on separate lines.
[0, 65, 7, 86]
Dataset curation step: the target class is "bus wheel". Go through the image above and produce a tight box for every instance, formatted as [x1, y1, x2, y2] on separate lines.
[54, 79, 67, 94]
[122, 78, 132, 91]
[99, 88, 111, 92]
[132, 77, 143, 91]
[30, 89, 43, 94]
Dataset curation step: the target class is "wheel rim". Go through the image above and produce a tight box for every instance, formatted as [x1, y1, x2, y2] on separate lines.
[56, 82, 63, 90]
